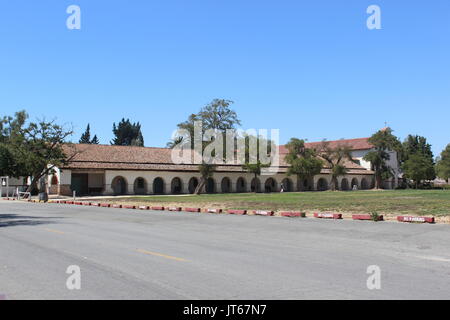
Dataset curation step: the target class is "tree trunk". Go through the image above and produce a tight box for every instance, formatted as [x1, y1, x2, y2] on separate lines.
[25, 174, 41, 195]
[331, 176, 338, 191]
[375, 174, 383, 189]
[194, 177, 206, 195]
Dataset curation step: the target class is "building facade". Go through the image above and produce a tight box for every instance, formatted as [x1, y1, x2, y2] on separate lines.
[46, 136, 400, 197]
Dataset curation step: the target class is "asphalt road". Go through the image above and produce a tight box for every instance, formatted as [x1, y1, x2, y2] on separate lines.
[1, 201, 450, 300]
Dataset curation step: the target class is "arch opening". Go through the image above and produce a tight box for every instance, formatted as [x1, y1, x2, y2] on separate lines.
[112, 176, 127, 195]
[153, 177, 165, 194]
[236, 177, 247, 193]
[317, 178, 328, 191]
[264, 178, 277, 193]
[351, 178, 359, 190]
[133, 177, 147, 195]
[221, 177, 231, 193]
[188, 177, 199, 194]
[171, 177, 183, 194]
[206, 178, 215, 193]
[361, 178, 369, 190]
[341, 178, 349, 191]
[251, 177, 261, 193]
[281, 178, 293, 192]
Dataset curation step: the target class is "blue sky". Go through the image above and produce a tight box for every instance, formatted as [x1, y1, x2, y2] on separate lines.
[1, 0, 449, 156]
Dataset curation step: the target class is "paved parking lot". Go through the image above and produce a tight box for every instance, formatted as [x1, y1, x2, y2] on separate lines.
[1, 201, 450, 299]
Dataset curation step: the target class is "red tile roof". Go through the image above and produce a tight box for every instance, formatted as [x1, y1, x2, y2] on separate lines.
[279, 137, 373, 154]
[62, 142, 373, 174]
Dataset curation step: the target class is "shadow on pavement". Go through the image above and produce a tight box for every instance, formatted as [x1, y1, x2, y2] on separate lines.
[0, 214, 64, 228]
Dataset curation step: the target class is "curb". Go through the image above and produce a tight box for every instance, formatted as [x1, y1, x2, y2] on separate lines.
[185, 207, 201, 213]
[167, 207, 182, 212]
[227, 209, 247, 215]
[397, 216, 435, 224]
[314, 212, 342, 219]
[352, 214, 384, 221]
[280, 211, 306, 218]
[205, 208, 222, 213]
[253, 210, 274, 216]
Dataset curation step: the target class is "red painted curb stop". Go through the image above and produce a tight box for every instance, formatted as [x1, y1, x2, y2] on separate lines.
[100, 203, 110, 208]
[167, 207, 182, 211]
[151, 206, 165, 211]
[185, 207, 201, 212]
[123, 205, 136, 209]
[253, 210, 274, 216]
[206, 208, 222, 213]
[314, 212, 342, 219]
[112, 204, 122, 208]
[138, 206, 149, 210]
[280, 211, 306, 217]
[397, 216, 435, 224]
[352, 214, 384, 221]
[82, 202, 91, 206]
[90, 203, 100, 207]
[227, 209, 247, 215]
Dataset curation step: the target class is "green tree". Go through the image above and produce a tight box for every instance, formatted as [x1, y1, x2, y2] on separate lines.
[91, 135, 99, 144]
[435, 144, 450, 182]
[170, 99, 241, 194]
[79, 124, 100, 144]
[363, 128, 401, 189]
[0, 111, 76, 194]
[317, 141, 354, 191]
[111, 118, 144, 146]
[401, 135, 435, 183]
[79, 124, 91, 144]
[401, 135, 434, 162]
[402, 153, 436, 188]
[284, 138, 323, 191]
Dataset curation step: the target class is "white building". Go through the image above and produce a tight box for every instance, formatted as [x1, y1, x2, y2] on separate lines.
[44, 135, 400, 197]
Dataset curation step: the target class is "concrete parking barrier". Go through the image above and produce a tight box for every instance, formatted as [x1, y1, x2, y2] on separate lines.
[185, 207, 201, 212]
[151, 206, 165, 210]
[253, 210, 274, 216]
[123, 205, 136, 209]
[66, 201, 74, 205]
[352, 214, 384, 221]
[90, 203, 100, 207]
[227, 209, 247, 215]
[205, 208, 222, 213]
[100, 203, 111, 208]
[82, 202, 91, 206]
[280, 211, 306, 218]
[397, 216, 435, 224]
[314, 212, 342, 219]
[138, 205, 149, 210]
[74, 201, 84, 205]
[112, 204, 122, 208]
[167, 207, 182, 211]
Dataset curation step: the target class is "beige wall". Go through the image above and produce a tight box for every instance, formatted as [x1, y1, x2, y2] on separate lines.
[57, 168, 375, 196]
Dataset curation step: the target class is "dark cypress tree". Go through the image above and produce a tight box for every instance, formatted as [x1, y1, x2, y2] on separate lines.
[79, 124, 91, 144]
[111, 118, 144, 146]
[91, 135, 99, 144]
